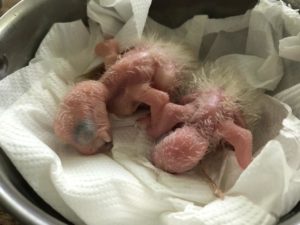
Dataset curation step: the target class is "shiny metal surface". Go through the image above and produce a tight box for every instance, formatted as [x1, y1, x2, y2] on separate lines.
[0, 0, 299, 224]
[0, 0, 86, 224]
[0, 150, 72, 225]
[0, 0, 86, 79]
[280, 205, 300, 225]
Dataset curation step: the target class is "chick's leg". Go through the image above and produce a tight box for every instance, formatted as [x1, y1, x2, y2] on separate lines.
[147, 103, 186, 138]
[125, 84, 188, 138]
[124, 83, 170, 131]
[217, 120, 253, 169]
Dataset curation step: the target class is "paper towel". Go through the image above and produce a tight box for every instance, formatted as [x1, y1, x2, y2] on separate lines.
[1, 0, 300, 224]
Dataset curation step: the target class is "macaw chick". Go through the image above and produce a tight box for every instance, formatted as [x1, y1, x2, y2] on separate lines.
[53, 37, 196, 155]
[53, 80, 112, 154]
[149, 65, 262, 173]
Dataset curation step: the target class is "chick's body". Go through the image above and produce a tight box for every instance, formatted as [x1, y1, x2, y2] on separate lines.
[53, 37, 196, 155]
[150, 64, 262, 173]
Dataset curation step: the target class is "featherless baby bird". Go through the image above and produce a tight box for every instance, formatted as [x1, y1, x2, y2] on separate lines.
[149, 64, 262, 173]
[53, 36, 197, 155]
[53, 36, 261, 175]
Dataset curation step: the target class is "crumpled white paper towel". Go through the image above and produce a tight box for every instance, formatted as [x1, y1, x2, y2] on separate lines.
[1, 0, 300, 224]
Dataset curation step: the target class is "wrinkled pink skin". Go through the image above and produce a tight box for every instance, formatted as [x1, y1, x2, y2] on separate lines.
[152, 126, 209, 173]
[53, 81, 112, 154]
[54, 38, 253, 172]
[148, 90, 253, 173]
[96, 38, 176, 120]
[54, 39, 175, 155]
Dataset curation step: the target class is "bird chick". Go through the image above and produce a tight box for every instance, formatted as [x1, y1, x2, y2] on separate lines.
[53, 80, 112, 154]
[53, 36, 196, 155]
[149, 64, 262, 173]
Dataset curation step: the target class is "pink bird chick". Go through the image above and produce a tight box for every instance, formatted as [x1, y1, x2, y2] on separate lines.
[53, 37, 260, 174]
[148, 65, 261, 173]
[53, 37, 196, 155]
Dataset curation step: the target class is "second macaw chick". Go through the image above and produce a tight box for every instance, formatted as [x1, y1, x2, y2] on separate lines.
[148, 65, 262, 173]
[53, 36, 196, 155]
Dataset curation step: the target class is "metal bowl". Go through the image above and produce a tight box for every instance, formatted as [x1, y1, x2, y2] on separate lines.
[0, 0, 299, 224]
